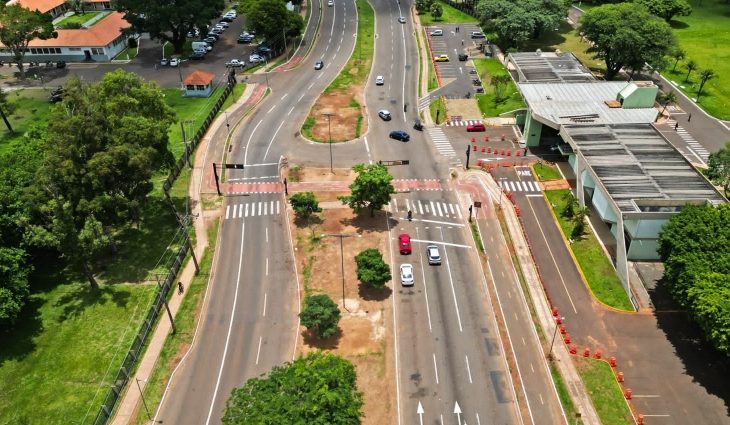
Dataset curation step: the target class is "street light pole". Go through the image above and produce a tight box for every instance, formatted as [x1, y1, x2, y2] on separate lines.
[323, 112, 335, 173]
[323, 233, 360, 311]
[135, 377, 152, 421]
[548, 316, 565, 359]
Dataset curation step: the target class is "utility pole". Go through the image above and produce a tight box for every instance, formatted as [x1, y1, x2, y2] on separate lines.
[212, 163, 222, 196]
[548, 316, 565, 359]
[322, 233, 361, 311]
[465, 145, 471, 169]
[323, 112, 335, 173]
[154, 274, 177, 335]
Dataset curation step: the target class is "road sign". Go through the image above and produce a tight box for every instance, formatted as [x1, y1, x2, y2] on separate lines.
[474, 201, 482, 208]
[378, 160, 410, 166]
[224, 163, 244, 169]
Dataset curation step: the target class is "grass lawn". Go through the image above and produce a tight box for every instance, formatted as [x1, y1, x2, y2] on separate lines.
[544, 190, 634, 311]
[134, 219, 220, 424]
[0, 88, 53, 155]
[325, 0, 374, 91]
[657, 0, 730, 120]
[574, 356, 633, 425]
[55, 12, 100, 28]
[533, 162, 562, 181]
[163, 40, 194, 59]
[430, 95, 446, 124]
[163, 87, 227, 159]
[550, 362, 582, 424]
[473, 58, 526, 117]
[114, 46, 138, 60]
[417, 0, 478, 26]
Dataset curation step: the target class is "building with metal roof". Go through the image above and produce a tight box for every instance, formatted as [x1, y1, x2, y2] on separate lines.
[507, 51, 595, 83]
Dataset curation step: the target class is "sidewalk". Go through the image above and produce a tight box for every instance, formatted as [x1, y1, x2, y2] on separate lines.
[110, 83, 260, 425]
[459, 170, 602, 425]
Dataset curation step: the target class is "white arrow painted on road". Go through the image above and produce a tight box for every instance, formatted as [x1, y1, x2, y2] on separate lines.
[454, 401, 462, 425]
[417, 401, 424, 425]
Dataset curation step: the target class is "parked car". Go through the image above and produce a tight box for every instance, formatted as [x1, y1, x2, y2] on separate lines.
[204, 36, 218, 44]
[458, 53, 468, 61]
[466, 122, 486, 132]
[389, 130, 410, 142]
[470, 31, 485, 39]
[55, 60, 66, 69]
[430, 28, 443, 36]
[426, 245, 441, 265]
[314, 60, 324, 70]
[399, 233, 412, 254]
[220, 15, 234, 22]
[434, 54, 449, 62]
[378, 110, 392, 121]
[189, 51, 206, 60]
[160, 58, 169, 66]
[206, 33, 220, 40]
[472, 78, 482, 85]
[226, 59, 246, 68]
[169, 58, 180, 67]
[255, 45, 272, 55]
[249, 54, 265, 64]
[400, 264, 414, 286]
[375, 75, 384, 85]
[217, 21, 230, 28]
[398, 16, 406, 23]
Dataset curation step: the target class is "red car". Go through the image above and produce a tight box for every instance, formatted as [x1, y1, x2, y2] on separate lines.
[466, 122, 486, 132]
[398, 233, 412, 255]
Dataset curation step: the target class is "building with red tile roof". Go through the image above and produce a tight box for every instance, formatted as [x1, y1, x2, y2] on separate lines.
[183, 71, 216, 97]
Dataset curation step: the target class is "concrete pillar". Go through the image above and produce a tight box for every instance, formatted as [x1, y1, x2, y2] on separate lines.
[523, 113, 543, 147]
[575, 154, 585, 206]
[615, 212, 631, 294]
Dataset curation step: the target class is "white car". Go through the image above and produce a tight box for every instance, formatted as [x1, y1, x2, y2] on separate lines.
[226, 59, 246, 68]
[398, 16, 406, 23]
[328, 0, 334, 5]
[430, 28, 443, 36]
[249, 54, 265, 64]
[169, 58, 180, 67]
[375, 75, 384, 85]
[400, 264, 414, 286]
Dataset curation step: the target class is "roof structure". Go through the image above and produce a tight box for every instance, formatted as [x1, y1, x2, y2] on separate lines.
[2, 12, 130, 48]
[561, 124, 725, 213]
[184, 70, 215, 86]
[508, 51, 595, 83]
[10, 0, 64, 13]
[518, 82, 658, 127]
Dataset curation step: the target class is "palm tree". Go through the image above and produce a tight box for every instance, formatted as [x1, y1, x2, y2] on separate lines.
[660, 90, 678, 115]
[571, 206, 590, 240]
[696, 69, 716, 100]
[684, 60, 698, 82]
[671, 48, 686, 72]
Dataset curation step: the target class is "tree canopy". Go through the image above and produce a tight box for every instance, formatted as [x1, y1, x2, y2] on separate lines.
[299, 294, 341, 338]
[354, 248, 391, 288]
[579, 3, 676, 79]
[338, 163, 395, 217]
[223, 351, 363, 424]
[0, 4, 56, 78]
[289, 192, 321, 220]
[246, 0, 304, 49]
[658, 203, 730, 355]
[706, 142, 730, 195]
[476, 0, 567, 49]
[114, 0, 225, 53]
[635, 0, 692, 22]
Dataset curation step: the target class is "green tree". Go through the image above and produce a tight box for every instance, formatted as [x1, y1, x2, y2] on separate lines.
[635, 0, 692, 21]
[562, 192, 578, 218]
[299, 294, 341, 338]
[570, 206, 590, 240]
[579, 3, 676, 80]
[490, 74, 512, 102]
[669, 47, 685, 72]
[683, 59, 697, 82]
[247, 0, 303, 50]
[686, 272, 730, 354]
[31, 70, 175, 288]
[0, 247, 29, 327]
[696, 69, 716, 100]
[430, 2, 443, 19]
[114, 0, 224, 54]
[0, 88, 16, 133]
[289, 191, 321, 219]
[354, 248, 391, 288]
[659, 90, 677, 115]
[223, 351, 363, 424]
[477, 0, 567, 49]
[0, 4, 57, 79]
[706, 142, 730, 195]
[416, 0, 434, 14]
[338, 163, 395, 217]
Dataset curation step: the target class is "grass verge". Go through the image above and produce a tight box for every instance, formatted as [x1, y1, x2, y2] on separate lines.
[163, 87, 227, 159]
[429, 95, 446, 124]
[543, 190, 633, 311]
[134, 219, 220, 424]
[550, 362, 583, 424]
[573, 356, 632, 425]
[473, 58, 525, 117]
[55, 11, 100, 27]
[0, 88, 53, 154]
[417, 0, 478, 26]
[533, 162, 562, 181]
[428, 49, 439, 91]
[469, 222, 484, 253]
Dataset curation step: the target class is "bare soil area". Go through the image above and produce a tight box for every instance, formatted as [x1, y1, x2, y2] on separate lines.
[307, 88, 367, 142]
[445, 98, 482, 120]
[290, 191, 395, 425]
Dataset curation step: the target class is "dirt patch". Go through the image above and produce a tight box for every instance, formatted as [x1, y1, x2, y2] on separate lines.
[444, 98, 482, 120]
[290, 192, 395, 424]
[307, 88, 368, 142]
[296, 167, 355, 182]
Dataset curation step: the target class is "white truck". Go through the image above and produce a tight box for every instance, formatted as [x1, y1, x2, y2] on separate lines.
[191, 41, 211, 53]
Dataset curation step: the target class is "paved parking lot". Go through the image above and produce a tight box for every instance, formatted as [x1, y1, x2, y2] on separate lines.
[424, 23, 484, 97]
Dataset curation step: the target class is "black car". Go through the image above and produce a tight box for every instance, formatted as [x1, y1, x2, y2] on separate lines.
[314, 60, 324, 70]
[255, 45, 272, 54]
[220, 16, 234, 22]
[458, 53, 468, 61]
[389, 130, 410, 142]
[472, 78, 482, 85]
[56, 60, 66, 69]
[413, 119, 423, 131]
[189, 51, 206, 60]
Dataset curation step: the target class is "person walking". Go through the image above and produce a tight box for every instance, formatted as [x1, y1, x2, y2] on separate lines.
[687, 113, 692, 122]
[674, 122, 679, 131]
[178, 281, 184, 295]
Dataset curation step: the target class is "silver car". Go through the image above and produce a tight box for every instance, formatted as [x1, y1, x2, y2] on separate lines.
[400, 264, 414, 286]
[426, 245, 441, 265]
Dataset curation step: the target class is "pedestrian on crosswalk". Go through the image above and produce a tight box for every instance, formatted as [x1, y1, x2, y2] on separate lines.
[687, 113, 692, 122]
[674, 122, 679, 131]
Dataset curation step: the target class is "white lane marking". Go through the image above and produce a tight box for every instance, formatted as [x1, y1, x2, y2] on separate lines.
[411, 238, 471, 249]
[449, 203, 455, 215]
[262, 120, 285, 160]
[245, 162, 279, 167]
[287, 106, 294, 116]
[307, 82, 314, 90]
[255, 336, 263, 364]
[267, 105, 276, 114]
[245, 203, 249, 217]
[266, 227, 269, 243]
[263, 292, 267, 316]
[238, 204, 243, 218]
[530, 363, 535, 373]
[436, 202, 443, 217]
[298, 93, 305, 102]
[433, 353, 440, 384]
[225, 205, 230, 219]
[386, 205, 404, 425]
[204, 223, 245, 425]
[265, 257, 269, 276]
[539, 393, 544, 405]
[440, 227, 463, 333]
[393, 198, 399, 213]
[417, 200, 424, 215]
[276, 201, 280, 214]
[465, 355, 473, 383]
[281, 93, 288, 100]
[429, 201, 436, 215]
[243, 120, 263, 166]
[476, 413, 481, 425]
[264, 202, 268, 216]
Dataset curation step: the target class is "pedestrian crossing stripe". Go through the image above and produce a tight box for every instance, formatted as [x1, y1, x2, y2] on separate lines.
[665, 120, 710, 160]
[499, 180, 541, 192]
[427, 128, 457, 157]
[402, 199, 463, 219]
[446, 120, 482, 127]
[225, 200, 281, 219]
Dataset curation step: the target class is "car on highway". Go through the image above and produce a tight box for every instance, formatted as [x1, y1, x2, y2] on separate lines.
[400, 264, 414, 286]
[314, 60, 324, 70]
[169, 58, 180, 67]
[249, 54, 265, 63]
[466, 122, 486, 132]
[389, 130, 410, 142]
[378, 110, 392, 121]
[254, 45, 272, 55]
[226, 59, 246, 68]
[426, 245, 441, 265]
[160, 58, 169, 66]
[413, 119, 423, 131]
[398, 16, 406, 23]
[210, 27, 223, 35]
[434, 54, 449, 62]
[189, 51, 206, 60]
[430, 28, 443, 36]
[399, 233, 412, 254]
[470, 31, 486, 39]
[328, 0, 334, 5]
[375, 75, 384, 85]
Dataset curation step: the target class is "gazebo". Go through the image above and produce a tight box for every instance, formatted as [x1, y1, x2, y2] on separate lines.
[183, 70, 215, 97]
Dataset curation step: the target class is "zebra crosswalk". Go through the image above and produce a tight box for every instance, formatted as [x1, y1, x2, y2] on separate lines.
[666, 119, 710, 162]
[396, 198, 463, 219]
[446, 119, 482, 127]
[427, 127, 456, 157]
[499, 180, 541, 192]
[225, 200, 281, 220]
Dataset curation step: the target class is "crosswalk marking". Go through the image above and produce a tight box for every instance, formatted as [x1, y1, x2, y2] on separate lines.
[396, 199, 463, 219]
[666, 119, 710, 162]
[418, 200, 424, 215]
[225, 200, 282, 220]
[446, 119, 482, 127]
[499, 180, 542, 193]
